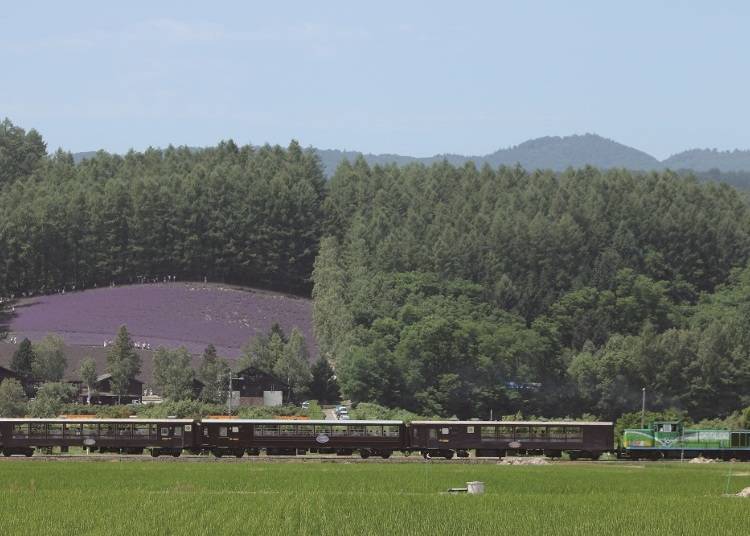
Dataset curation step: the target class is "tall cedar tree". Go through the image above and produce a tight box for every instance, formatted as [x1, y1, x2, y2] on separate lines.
[10, 338, 35, 379]
[308, 358, 340, 404]
[106, 325, 141, 403]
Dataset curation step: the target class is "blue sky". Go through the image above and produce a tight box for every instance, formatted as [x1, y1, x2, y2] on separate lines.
[2, 1, 749, 159]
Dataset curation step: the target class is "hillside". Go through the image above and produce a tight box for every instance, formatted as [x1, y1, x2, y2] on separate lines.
[1, 282, 316, 361]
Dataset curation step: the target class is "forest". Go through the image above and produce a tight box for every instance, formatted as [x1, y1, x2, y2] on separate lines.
[3, 118, 750, 421]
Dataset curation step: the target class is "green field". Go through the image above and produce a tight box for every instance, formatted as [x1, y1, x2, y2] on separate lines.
[0, 461, 747, 535]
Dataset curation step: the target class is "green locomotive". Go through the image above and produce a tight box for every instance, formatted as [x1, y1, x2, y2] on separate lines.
[622, 421, 750, 460]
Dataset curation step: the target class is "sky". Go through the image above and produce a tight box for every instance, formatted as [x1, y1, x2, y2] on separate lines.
[2, 1, 750, 159]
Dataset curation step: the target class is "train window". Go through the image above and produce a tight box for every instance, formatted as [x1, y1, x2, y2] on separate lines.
[332, 426, 348, 437]
[219, 427, 228, 437]
[515, 426, 530, 440]
[481, 426, 496, 439]
[429, 429, 437, 440]
[497, 426, 514, 439]
[549, 426, 565, 441]
[82, 424, 97, 437]
[64, 424, 81, 437]
[203, 427, 209, 437]
[30, 423, 46, 437]
[48, 423, 63, 437]
[366, 426, 383, 437]
[134, 424, 150, 436]
[566, 427, 582, 441]
[13, 424, 28, 438]
[257, 425, 279, 436]
[349, 425, 365, 437]
[118, 424, 132, 437]
[531, 427, 547, 440]
[441, 428, 450, 435]
[315, 425, 332, 436]
[174, 426, 183, 437]
[101, 424, 117, 438]
[297, 425, 314, 436]
[383, 426, 399, 438]
[280, 425, 296, 436]
[466, 426, 475, 434]
[160, 427, 170, 437]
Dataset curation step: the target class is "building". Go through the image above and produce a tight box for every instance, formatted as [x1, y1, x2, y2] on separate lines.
[0, 366, 22, 384]
[233, 366, 289, 406]
[73, 373, 143, 405]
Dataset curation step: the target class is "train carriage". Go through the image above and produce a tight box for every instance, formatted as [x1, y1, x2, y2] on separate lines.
[200, 419, 406, 458]
[0, 418, 197, 457]
[410, 420, 614, 459]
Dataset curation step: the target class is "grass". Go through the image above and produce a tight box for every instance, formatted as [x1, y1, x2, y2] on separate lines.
[0, 461, 747, 535]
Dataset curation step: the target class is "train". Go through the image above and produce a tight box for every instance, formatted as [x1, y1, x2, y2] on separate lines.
[0, 417, 612, 459]
[2, 417, 748, 460]
[622, 420, 750, 460]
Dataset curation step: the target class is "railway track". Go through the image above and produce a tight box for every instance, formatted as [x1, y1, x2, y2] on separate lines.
[0, 454, 640, 464]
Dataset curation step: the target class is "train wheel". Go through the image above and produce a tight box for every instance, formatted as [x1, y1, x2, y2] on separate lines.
[212, 449, 223, 458]
[359, 450, 370, 459]
[443, 451, 454, 460]
[234, 450, 244, 458]
[24, 450, 33, 457]
[150, 449, 160, 458]
[172, 450, 181, 458]
[380, 451, 392, 459]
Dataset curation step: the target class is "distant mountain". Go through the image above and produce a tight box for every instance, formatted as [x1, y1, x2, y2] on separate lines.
[663, 149, 750, 172]
[72, 134, 750, 178]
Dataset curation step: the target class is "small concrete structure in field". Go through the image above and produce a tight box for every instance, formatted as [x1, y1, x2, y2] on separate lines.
[448, 481, 485, 495]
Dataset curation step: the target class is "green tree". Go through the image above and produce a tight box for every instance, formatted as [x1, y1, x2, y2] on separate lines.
[239, 331, 285, 373]
[10, 338, 35, 379]
[274, 328, 312, 400]
[32, 334, 67, 382]
[28, 382, 76, 418]
[0, 118, 47, 187]
[197, 344, 230, 403]
[79, 356, 97, 405]
[153, 346, 195, 401]
[308, 357, 340, 404]
[0, 378, 27, 417]
[106, 325, 141, 404]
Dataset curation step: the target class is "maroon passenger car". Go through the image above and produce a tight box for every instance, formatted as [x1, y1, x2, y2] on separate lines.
[0, 418, 197, 457]
[200, 419, 406, 458]
[410, 420, 614, 459]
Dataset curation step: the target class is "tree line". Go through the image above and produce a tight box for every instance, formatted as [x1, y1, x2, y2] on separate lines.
[5, 117, 750, 422]
[314, 158, 750, 420]
[0, 119, 325, 295]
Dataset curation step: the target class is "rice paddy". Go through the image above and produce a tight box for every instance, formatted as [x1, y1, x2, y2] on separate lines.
[0, 461, 747, 535]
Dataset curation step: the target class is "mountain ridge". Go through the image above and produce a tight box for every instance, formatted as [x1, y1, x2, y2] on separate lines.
[73, 134, 750, 176]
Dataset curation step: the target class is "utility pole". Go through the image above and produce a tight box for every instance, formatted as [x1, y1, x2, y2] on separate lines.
[227, 371, 244, 416]
[641, 387, 646, 428]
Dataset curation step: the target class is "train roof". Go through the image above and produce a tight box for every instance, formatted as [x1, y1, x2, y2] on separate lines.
[200, 419, 403, 425]
[0, 418, 195, 423]
[410, 420, 613, 426]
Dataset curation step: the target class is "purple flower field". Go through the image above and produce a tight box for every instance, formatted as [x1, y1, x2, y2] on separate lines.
[8, 283, 317, 358]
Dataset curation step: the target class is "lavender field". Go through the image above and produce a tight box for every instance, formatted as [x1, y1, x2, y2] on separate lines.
[6, 283, 316, 359]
